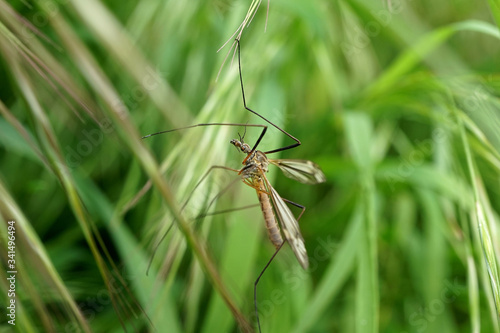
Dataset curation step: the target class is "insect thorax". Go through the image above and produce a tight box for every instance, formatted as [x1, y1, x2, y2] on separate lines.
[252, 151, 269, 172]
[242, 150, 269, 178]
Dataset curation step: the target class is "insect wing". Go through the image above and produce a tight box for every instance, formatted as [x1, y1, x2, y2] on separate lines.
[267, 183, 309, 269]
[270, 159, 326, 184]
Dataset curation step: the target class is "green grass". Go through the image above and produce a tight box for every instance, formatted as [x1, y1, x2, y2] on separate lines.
[1, 0, 500, 332]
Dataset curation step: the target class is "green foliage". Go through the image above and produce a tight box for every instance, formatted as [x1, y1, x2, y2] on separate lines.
[1, 0, 500, 332]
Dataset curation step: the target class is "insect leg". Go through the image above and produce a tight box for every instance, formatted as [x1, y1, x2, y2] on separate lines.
[253, 197, 307, 331]
[236, 39, 301, 155]
[194, 203, 260, 220]
[142, 122, 266, 140]
[254, 240, 286, 333]
[147, 165, 240, 275]
[143, 122, 269, 165]
[281, 197, 306, 222]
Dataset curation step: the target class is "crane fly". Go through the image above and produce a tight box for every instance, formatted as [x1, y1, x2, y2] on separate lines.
[143, 123, 324, 271]
[142, 39, 325, 332]
[143, 122, 325, 332]
[230, 136, 325, 270]
[231, 38, 325, 273]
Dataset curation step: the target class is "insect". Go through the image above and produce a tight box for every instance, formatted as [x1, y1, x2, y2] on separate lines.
[230, 134, 325, 270]
[144, 122, 324, 331]
[142, 39, 325, 332]
[231, 38, 325, 271]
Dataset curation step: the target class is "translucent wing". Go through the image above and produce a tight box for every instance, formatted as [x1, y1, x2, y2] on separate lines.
[270, 159, 326, 184]
[266, 180, 309, 269]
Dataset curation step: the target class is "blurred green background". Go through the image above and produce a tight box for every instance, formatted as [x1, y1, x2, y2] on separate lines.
[1, 0, 500, 332]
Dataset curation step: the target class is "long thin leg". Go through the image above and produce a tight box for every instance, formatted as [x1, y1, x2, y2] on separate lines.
[146, 223, 174, 276]
[236, 39, 301, 155]
[254, 241, 285, 333]
[143, 121, 270, 168]
[181, 165, 240, 213]
[143, 122, 269, 166]
[146, 165, 240, 275]
[253, 198, 306, 332]
[142, 122, 266, 140]
[194, 203, 260, 220]
[281, 197, 306, 223]
[193, 175, 243, 223]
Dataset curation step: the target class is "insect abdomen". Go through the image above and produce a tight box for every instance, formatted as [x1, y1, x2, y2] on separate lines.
[257, 190, 282, 248]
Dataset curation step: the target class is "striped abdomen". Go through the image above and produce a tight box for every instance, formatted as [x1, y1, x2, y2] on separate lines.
[257, 188, 282, 248]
